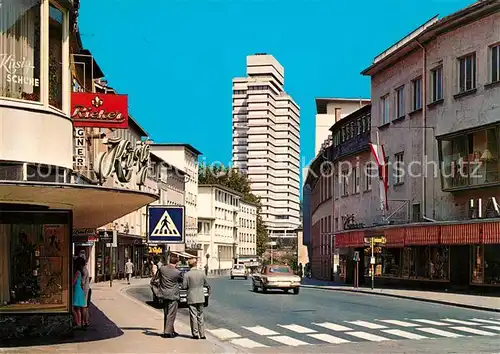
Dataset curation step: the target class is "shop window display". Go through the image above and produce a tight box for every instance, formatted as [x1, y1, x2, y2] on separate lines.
[0, 211, 70, 312]
[472, 245, 500, 285]
[0, 0, 41, 102]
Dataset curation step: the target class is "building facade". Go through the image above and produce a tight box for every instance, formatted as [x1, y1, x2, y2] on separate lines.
[315, 98, 370, 155]
[150, 144, 202, 253]
[197, 184, 241, 274]
[232, 54, 301, 242]
[336, 0, 500, 290]
[237, 200, 258, 265]
[0, 0, 157, 340]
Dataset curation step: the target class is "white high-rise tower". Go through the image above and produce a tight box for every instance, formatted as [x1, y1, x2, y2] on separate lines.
[232, 54, 301, 242]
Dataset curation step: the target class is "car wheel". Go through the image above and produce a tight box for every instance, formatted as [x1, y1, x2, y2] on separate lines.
[283, 288, 289, 293]
[204, 298, 209, 307]
[231, 276, 234, 279]
[262, 286, 268, 293]
[245, 276, 248, 280]
[293, 287, 300, 295]
[252, 284, 259, 292]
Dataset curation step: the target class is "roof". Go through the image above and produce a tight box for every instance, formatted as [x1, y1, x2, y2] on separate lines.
[315, 97, 370, 114]
[150, 143, 202, 156]
[304, 153, 326, 187]
[362, 0, 500, 76]
[149, 151, 186, 174]
[198, 184, 243, 197]
[240, 199, 260, 207]
[73, 49, 105, 79]
[128, 115, 149, 137]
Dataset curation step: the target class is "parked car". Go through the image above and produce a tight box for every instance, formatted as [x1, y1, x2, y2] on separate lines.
[252, 264, 301, 294]
[151, 265, 209, 306]
[230, 264, 248, 279]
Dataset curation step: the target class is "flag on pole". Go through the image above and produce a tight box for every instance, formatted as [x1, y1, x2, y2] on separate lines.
[369, 136, 389, 212]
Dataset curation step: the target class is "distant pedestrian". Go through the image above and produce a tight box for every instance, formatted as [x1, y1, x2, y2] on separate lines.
[156, 254, 182, 338]
[183, 258, 210, 340]
[204, 263, 208, 276]
[298, 263, 303, 279]
[125, 259, 134, 284]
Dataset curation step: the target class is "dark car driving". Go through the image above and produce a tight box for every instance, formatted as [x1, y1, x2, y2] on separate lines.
[151, 265, 209, 307]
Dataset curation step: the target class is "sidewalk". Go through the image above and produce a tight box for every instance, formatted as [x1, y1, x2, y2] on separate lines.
[301, 278, 500, 312]
[0, 279, 240, 354]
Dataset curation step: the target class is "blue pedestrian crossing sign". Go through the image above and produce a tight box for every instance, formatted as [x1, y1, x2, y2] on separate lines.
[147, 206, 185, 243]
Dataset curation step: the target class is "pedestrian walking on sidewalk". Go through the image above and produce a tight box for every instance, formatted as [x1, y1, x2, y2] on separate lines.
[125, 259, 134, 284]
[72, 257, 86, 328]
[182, 258, 210, 340]
[156, 254, 182, 338]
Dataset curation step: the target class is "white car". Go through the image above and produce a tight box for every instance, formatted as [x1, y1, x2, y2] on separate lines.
[230, 264, 248, 279]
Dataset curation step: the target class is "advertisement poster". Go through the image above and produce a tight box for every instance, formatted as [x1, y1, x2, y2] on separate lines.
[39, 224, 65, 305]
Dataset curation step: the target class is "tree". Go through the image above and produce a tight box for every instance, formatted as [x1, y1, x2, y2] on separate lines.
[198, 164, 268, 255]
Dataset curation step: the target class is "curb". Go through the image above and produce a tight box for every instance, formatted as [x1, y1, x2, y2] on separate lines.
[301, 285, 500, 313]
[119, 284, 243, 354]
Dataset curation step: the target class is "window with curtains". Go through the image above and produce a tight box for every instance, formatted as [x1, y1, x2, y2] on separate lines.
[0, 211, 70, 313]
[0, 0, 41, 101]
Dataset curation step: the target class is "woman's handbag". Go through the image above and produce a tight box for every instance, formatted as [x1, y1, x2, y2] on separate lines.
[150, 277, 161, 298]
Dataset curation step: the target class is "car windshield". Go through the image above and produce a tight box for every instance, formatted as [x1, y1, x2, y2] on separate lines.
[177, 267, 190, 273]
[269, 266, 291, 273]
[234, 265, 244, 269]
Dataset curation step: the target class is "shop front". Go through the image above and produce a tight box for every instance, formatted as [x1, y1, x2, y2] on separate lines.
[0, 183, 157, 340]
[335, 221, 500, 291]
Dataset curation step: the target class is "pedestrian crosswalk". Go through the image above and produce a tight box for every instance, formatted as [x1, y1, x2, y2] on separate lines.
[206, 317, 500, 348]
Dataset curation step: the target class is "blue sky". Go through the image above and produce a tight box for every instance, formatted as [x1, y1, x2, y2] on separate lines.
[79, 0, 471, 178]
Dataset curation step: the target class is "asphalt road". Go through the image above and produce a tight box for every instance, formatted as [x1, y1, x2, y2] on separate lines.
[127, 277, 500, 353]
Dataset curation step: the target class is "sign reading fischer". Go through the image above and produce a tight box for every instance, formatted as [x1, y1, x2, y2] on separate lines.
[94, 137, 150, 185]
[71, 92, 128, 128]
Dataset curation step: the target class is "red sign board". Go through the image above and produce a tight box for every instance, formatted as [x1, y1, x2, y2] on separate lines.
[71, 92, 128, 128]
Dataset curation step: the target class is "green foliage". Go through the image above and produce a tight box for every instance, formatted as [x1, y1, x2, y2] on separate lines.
[199, 164, 268, 256]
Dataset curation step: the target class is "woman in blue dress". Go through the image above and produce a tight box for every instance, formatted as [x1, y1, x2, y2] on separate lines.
[72, 257, 86, 328]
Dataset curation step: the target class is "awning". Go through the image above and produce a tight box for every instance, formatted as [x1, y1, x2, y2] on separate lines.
[0, 181, 158, 229]
[171, 251, 196, 259]
[441, 223, 480, 244]
[406, 225, 440, 246]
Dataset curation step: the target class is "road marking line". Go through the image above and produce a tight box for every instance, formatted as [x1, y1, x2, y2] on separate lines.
[442, 319, 481, 326]
[472, 319, 500, 325]
[206, 328, 241, 340]
[450, 326, 498, 336]
[344, 331, 391, 341]
[382, 329, 428, 340]
[313, 322, 352, 331]
[243, 326, 280, 336]
[308, 333, 351, 344]
[268, 335, 310, 346]
[412, 319, 449, 326]
[346, 320, 387, 329]
[379, 320, 420, 327]
[278, 324, 317, 333]
[482, 326, 500, 332]
[230, 338, 268, 348]
[416, 327, 463, 338]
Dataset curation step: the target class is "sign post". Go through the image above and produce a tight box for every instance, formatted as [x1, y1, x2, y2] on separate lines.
[110, 229, 117, 287]
[370, 238, 374, 290]
[353, 251, 360, 288]
[147, 206, 185, 245]
[364, 236, 386, 290]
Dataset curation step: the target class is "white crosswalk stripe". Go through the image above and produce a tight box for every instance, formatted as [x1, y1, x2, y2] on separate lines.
[308, 333, 351, 344]
[207, 328, 241, 340]
[379, 319, 420, 327]
[313, 322, 352, 331]
[382, 329, 428, 340]
[412, 319, 450, 326]
[416, 327, 464, 338]
[207, 317, 500, 349]
[346, 320, 387, 329]
[344, 331, 391, 341]
[268, 335, 310, 346]
[230, 338, 268, 348]
[442, 318, 481, 326]
[483, 326, 500, 332]
[450, 326, 498, 336]
[278, 324, 316, 333]
[472, 318, 500, 325]
[243, 325, 280, 336]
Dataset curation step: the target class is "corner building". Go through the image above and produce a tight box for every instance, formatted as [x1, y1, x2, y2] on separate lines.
[337, 0, 500, 290]
[0, 1, 157, 339]
[232, 54, 301, 242]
